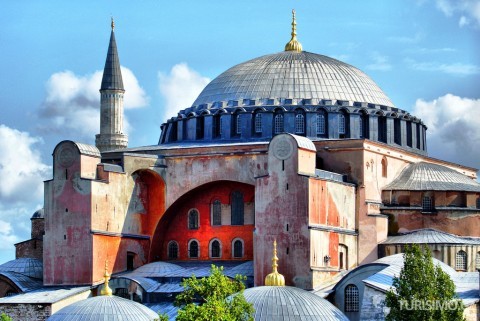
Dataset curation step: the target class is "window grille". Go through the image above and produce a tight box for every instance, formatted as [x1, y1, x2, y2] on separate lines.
[339, 114, 346, 134]
[168, 241, 178, 259]
[233, 240, 243, 258]
[211, 240, 221, 258]
[295, 113, 305, 134]
[189, 240, 199, 258]
[231, 191, 244, 225]
[476, 198, 480, 209]
[316, 114, 325, 135]
[188, 209, 199, 229]
[212, 200, 221, 226]
[422, 196, 434, 212]
[274, 114, 284, 134]
[456, 250, 467, 270]
[345, 284, 359, 312]
[255, 113, 262, 133]
[359, 117, 364, 138]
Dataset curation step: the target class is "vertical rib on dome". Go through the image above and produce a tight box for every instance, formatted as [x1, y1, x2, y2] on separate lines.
[101, 20, 124, 91]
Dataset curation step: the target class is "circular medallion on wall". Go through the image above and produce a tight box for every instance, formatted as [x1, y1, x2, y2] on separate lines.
[57, 145, 75, 167]
[272, 137, 294, 160]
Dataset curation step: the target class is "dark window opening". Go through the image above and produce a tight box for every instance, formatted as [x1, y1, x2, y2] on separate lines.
[188, 209, 199, 229]
[233, 240, 243, 258]
[212, 200, 221, 226]
[213, 115, 222, 138]
[168, 241, 178, 259]
[127, 252, 134, 271]
[416, 123, 421, 149]
[422, 196, 435, 212]
[189, 241, 199, 258]
[196, 116, 204, 139]
[378, 116, 387, 143]
[211, 240, 221, 258]
[394, 118, 401, 145]
[345, 284, 359, 312]
[231, 191, 244, 225]
[406, 121, 412, 147]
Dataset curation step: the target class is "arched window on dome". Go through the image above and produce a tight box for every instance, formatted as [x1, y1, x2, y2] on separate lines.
[338, 111, 349, 138]
[378, 115, 387, 143]
[273, 110, 284, 135]
[196, 115, 204, 140]
[416, 123, 421, 149]
[210, 239, 221, 258]
[294, 109, 306, 135]
[167, 241, 179, 260]
[170, 122, 178, 142]
[213, 114, 222, 138]
[211, 199, 221, 226]
[456, 250, 467, 271]
[406, 121, 413, 147]
[394, 118, 401, 145]
[188, 209, 199, 230]
[422, 194, 435, 212]
[359, 112, 369, 139]
[232, 111, 241, 137]
[232, 238, 244, 258]
[254, 112, 263, 134]
[188, 239, 199, 259]
[316, 110, 327, 137]
[345, 284, 359, 312]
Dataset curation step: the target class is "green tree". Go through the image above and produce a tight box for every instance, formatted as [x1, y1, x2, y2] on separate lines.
[174, 265, 254, 321]
[385, 244, 465, 321]
[0, 313, 12, 321]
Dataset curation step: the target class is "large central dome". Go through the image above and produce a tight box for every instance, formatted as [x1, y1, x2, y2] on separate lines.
[192, 51, 395, 108]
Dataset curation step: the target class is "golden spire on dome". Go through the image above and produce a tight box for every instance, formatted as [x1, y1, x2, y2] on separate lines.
[284, 9, 303, 52]
[100, 260, 113, 296]
[111, 17, 115, 31]
[264, 239, 285, 286]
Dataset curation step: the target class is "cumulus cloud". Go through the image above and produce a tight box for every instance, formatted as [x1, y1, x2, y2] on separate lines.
[435, 0, 480, 27]
[413, 94, 480, 168]
[158, 63, 210, 122]
[405, 58, 480, 76]
[37, 67, 148, 142]
[366, 52, 392, 71]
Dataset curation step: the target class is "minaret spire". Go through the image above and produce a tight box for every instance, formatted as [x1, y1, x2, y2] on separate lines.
[95, 19, 128, 152]
[284, 9, 303, 52]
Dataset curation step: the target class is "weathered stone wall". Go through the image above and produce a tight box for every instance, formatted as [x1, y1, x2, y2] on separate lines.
[15, 239, 42, 260]
[360, 286, 388, 321]
[0, 304, 52, 321]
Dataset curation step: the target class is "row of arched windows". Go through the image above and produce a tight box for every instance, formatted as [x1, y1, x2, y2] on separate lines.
[167, 238, 245, 259]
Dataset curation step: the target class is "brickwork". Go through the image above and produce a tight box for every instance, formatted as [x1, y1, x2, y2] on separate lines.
[0, 304, 52, 321]
[15, 239, 42, 260]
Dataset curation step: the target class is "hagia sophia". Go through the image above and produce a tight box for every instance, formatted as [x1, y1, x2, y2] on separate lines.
[0, 11, 479, 321]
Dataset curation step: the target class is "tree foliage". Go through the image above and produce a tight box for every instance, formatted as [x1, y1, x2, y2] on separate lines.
[0, 313, 12, 321]
[385, 244, 465, 321]
[174, 265, 254, 321]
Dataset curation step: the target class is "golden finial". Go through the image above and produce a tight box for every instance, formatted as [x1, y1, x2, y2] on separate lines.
[285, 9, 303, 52]
[100, 260, 113, 296]
[264, 239, 285, 286]
[111, 17, 115, 31]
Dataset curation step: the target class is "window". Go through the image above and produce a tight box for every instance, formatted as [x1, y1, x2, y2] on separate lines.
[345, 284, 359, 312]
[416, 123, 421, 149]
[456, 250, 467, 270]
[422, 196, 434, 212]
[359, 116, 364, 138]
[127, 252, 135, 271]
[196, 116, 204, 139]
[213, 114, 222, 138]
[210, 240, 221, 258]
[254, 112, 262, 133]
[233, 239, 243, 258]
[316, 113, 325, 135]
[232, 112, 241, 136]
[378, 116, 387, 143]
[274, 114, 284, 134]
[476, 197, 480, 209]
[182, 119, 188, 140]
[189, 240, 199, 258]
[381, 157, 388, 178]
[476, 252, 480, 269]
[294, 110, 305, 134]
[188, 209, 199, 229]
[406, 121, 412, 147]
[231, 191, 244, 225]
[359, 113, 368, 139]
[5, 291, 17, 297]
[212, 200, 222, 226]
[394, 118, 401, 145]
[115, 288, 129, 299]
[339, 113, 346, 134]
[168, 241, 179, 259]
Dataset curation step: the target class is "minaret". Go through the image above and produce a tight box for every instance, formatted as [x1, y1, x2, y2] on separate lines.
[95, 18, 128, 152]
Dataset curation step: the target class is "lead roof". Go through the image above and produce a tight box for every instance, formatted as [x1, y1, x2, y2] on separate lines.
[100, 31, 124, 91]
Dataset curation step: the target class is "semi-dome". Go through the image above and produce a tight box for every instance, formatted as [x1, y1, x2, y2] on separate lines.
[46, 296, 159, 321]
[128, 261, 186, 277]
[0, 258, 43, 279]
[193, 51, 394, 108]
[243, 286, 349, 321]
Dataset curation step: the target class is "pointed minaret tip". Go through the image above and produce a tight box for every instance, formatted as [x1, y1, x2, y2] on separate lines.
[111, 17, 115, 31]
[285, 9, 303, 52]
[264, 239, 286, 286]
[100, 260, 113, 296]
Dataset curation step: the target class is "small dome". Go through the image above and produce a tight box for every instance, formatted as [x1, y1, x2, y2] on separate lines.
[243, 286, 349, 320]
[384, 162, 480, 192]
[46, 296, 158, 321]
[31, 208, 44, 219]
[130, 261, 185, 277]
[192, 51, 394, 108]
[0, 258, 43, 279]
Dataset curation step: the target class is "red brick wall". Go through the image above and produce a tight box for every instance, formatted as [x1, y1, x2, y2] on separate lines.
[15, 239, 42, 260]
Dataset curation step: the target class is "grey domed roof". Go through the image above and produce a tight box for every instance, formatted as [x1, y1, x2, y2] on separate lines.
[129, 261, 186, 277]
[384, 162, 480, 192]
[0, 258, 43, 279]
[243, 286, 348, 321]
[192, 51, 394, 108]
[46, 296, 158, 321]
[31, 208, 44, 219]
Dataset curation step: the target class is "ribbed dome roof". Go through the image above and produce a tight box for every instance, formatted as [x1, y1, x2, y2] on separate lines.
[46, 296, 158, 321]
[130, 261, 185, 277]
[31, 208, 44, 219]
[384, 162, 480, 192]
[192, 51, 394, 108]
[0, 258, 43, 279]
[243, 286, 348, 321]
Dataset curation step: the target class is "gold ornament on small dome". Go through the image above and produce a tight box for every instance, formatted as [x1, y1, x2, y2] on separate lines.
[284, 9, 303, 52]
[264, 239, 285, 286]
[100, 260, 113, 296]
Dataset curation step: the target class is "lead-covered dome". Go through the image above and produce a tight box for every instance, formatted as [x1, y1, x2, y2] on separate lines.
[192, 51, 394, 108]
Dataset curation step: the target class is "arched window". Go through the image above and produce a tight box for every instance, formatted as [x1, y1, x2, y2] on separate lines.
[339, 114, 346, 134]
[456, 250, 467, 270]
[188, 209, 199, 229]
[213, 114, 222, 138]
[233, 239, 244, 258]
[316, 113, 326, 135]
[168, 241, 179, 259]
[378, 116, 387, 143]
[232, 112, 241, 136]
[381, 157, 388, 178]
[422, 196, 434, 212]
[360, 113, 369, 139]
[254, 112, 262, 134]
[274, 113, 284, 134]
[294, 110, 305, 135]
[476, 252, 480, 269]
[231, 191, 244, 225]
[196, 116, 204, 139]
[210, 239, 221, 258]
[406, 121, 412, 147]
[211, 200, 221, 226]
[394, 118, 401, 145]
[345, 284, 359, 312]
[189, 240, 199, 258]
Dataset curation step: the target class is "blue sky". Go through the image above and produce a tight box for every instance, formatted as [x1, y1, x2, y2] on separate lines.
[0, 0, 479, 263]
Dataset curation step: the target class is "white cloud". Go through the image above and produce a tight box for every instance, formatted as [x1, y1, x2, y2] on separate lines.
[435, 0, 480, 27]
[413, 94, 480, 168]
[158, 63, 210, 122]
[405, 58, 480, 75]
[387, 32, 424, 44]
[366, 52, 392, 71]
[38, 67, 148, 142]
